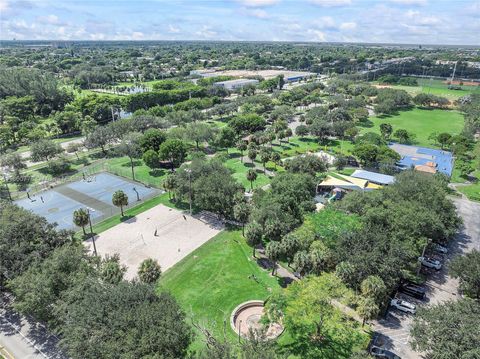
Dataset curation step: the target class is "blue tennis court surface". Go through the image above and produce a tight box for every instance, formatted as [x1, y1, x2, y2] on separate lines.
[67, 173, 156, 207]
[15, 191, 103, 231]
[15, 172, 159, 231]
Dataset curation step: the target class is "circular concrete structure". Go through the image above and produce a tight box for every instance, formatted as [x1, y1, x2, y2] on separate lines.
[230, 300, 284, 340]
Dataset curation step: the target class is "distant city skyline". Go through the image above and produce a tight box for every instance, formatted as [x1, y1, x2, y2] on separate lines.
[1, 0, 479, 45]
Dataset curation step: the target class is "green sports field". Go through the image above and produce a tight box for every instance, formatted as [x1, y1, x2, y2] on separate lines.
[362, 107, 464, 148]
[376, 78, 480, 100]
[158, 229, 281, 349]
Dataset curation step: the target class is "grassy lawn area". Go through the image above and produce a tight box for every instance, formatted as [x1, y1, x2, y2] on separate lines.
[158, 229, 281, 350]
[222, 150, 272, 189]
[262, 136, 354, 159]
[361, 107, 464, 148]
[457, 182, 480, 202]
[105, 156, 169, 188]
[376, 78, 480, 100]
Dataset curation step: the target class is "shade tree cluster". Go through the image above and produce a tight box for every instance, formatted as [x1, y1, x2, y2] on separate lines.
[1, 200, 191, 359]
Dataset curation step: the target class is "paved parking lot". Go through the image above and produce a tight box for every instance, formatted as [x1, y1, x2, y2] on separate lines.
[373, 196, 480, 358]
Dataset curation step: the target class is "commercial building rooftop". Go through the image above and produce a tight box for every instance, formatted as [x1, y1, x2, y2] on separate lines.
[351, 170, 395, 185]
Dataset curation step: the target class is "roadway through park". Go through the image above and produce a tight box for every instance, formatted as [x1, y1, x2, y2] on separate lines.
[372, 196, 480, 358]
[86, 205, 224, 280]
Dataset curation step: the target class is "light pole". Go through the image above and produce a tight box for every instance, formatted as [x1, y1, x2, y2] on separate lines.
[87, 208, 98, 257]
[185, 168, 192, 216]
[133, 187, 140, 201]
[417, 238, 432, 275]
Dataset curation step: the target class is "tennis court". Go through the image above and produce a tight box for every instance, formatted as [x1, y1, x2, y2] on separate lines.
[15, 172, 159, 231]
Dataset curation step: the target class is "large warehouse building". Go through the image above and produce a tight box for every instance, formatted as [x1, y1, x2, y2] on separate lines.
[213, 78, 259, 90]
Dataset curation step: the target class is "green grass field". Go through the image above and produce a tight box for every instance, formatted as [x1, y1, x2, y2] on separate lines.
[458, 182, 480, 202]
[362, 107, 464, 148]
[158, 229, 281, 349]
[376, 78, 480, 100]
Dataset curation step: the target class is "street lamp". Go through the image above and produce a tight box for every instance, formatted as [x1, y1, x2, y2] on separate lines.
[184, 168, 192, 216]
[87, 208, 98, 257]
[417, 238, 432, 275]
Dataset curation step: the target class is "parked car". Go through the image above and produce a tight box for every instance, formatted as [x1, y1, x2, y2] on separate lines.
[434, 244, 448, 254]
[399, 282, 426, 299]
[370, 345, 401, 358]
[390, 298, 416, 314]
[419, 256, 442, 270]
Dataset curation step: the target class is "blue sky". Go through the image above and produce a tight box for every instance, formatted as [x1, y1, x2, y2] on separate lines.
[1, 0, 479, 45]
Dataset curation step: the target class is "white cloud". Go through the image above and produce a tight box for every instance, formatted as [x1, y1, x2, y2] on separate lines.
[313, 16, 336, 29]
[390, 0, 427, 5]
[0, 0, 9, 12]
[131, 31, 144, 40]
[195, 25, 217, 39]
[37, 14, 63, 25]
[406, 9, 420, 17]
[308, 0, 351, 7]
[168, 24, 180, 33]
[306, 29, 326, 41]
[247, 8, 269, 18]
[340, 22, 357, 30]
[237, 0, 279, 7]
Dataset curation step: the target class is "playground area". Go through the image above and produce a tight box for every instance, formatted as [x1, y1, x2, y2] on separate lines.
[87, 204, 224, 279]
[14, 172, 158, 230]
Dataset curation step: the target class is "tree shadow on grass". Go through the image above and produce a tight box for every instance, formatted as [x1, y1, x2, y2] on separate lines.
[121, 160, 142, 167]
[228, 152, 242, 159]
[148, 169, 166, 178]
[243, 162, 255, 168]
[298, 137, 317, 143]
[356, 119, 374, 128]
[38, 167, 78, 177]
[277, 276, 295, 288]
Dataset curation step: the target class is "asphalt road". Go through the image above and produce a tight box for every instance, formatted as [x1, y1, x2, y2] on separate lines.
[0, 294, 67, 359]
[373, 196, 480, 358]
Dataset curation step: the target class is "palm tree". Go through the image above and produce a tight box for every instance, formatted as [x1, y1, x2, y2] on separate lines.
[265, 241, 282, 276]
[259, 148, 271, 174]
[112, 190, 128, 217]
[248, 148, 257, 164]
[271, 152, 282, 169]
[73, 208, 89, 235]
[357, 296, 380, 327]
[233, 202, 250, 236]
[245, 222, 263, 258]
[138, 258, 162, 284]
[246, 169, 257, 191]
[163, 174, 177, 201]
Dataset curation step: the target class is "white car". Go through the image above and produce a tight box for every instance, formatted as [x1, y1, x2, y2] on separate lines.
[419, 256, 442, 270]
[390, 298, 416, 314]
[434, 244, 448, 254]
